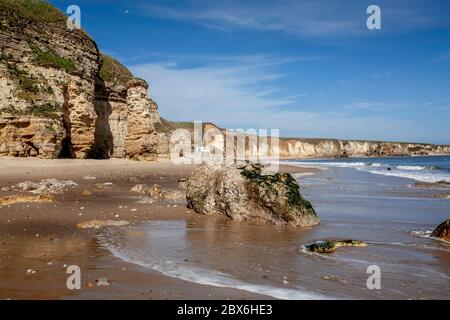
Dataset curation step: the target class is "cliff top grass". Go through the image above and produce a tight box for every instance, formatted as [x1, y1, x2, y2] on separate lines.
[0, 0, 66, 26]
[99, 54, 133, 86]
[0, 0, 93, 42]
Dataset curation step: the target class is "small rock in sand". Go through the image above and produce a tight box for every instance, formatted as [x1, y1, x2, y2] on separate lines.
[137, 196, 155, 204]
[96, 278, 111, 286]
[130, 184, 185, 202]
[431, 219, 450, 242]
[7, 179, 78, 194]
[306, 239, 367, 254]
[177, 178, 188, 190]
[26, 269, 37, 275]
[81, 190, 93, 196]
[322, 275, 347, 283]
[432, 193, 450, 199]
[130, 184, 164, 198]
[77, 220, 130, 229]
[82, 176, 97, 181]
[0, 194, 54, 206]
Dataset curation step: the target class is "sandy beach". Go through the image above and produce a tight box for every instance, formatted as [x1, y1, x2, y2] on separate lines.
[1, 157, 449, 300]
[0, 158, 317, 300]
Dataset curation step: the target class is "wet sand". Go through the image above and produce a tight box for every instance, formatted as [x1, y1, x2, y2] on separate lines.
[0, 158, 317, 300]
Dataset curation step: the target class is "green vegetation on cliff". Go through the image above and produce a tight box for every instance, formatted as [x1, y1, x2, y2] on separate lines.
[0, 0, 66, 26]
[0, 103, 62, 119]
[32, 46, 76, 73]
[99, 54, 133, 86]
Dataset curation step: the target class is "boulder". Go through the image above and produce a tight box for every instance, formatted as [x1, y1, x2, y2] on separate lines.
[431, 219, 450, 242]
[186, 163, 319, 227]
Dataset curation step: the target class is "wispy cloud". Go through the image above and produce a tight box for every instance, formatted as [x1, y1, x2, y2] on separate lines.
[122, 51, 325, 67]
[432, 51, 450, 64]
[129, 56, 425, 141]
[345, 101, 403, 111]
[370, 69, 397, 79]
[130, 58, 295, 123]
[137, 0, 450, 37]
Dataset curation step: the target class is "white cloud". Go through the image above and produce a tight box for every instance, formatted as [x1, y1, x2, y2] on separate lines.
[130, 61, 293, 122]
[138, 0, 450, 37]
[130, 58, 424, 141]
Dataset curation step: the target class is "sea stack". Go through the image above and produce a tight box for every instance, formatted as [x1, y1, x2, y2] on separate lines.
[186, 163, 320, 227]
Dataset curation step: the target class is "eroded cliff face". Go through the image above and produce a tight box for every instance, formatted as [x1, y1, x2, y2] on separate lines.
[0, 0, 99, 158]
[125, 78, 160, 160]
[0, 0, 164, 160]
[198, 128, 450, 160]
[278, 139, 450, 159]
[92, 59, 162, 160]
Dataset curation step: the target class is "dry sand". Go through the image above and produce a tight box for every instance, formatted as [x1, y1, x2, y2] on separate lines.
[0, 158, 317, 300]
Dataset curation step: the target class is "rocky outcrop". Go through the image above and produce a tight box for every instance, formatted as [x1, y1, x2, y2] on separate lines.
[186, 163, 319, 227]
[0, 1, 165, 160]
[431, 219, 450, 242]
[2, 178, 78, 194]
[305, 240, 368, 254]
[0, 0, 100, 158]
[0, 116, 65, 157]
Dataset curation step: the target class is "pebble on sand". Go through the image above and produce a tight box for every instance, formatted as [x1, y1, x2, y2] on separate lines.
[77, 220, 130, 229]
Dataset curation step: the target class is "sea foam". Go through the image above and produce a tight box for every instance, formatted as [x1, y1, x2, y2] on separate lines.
[98, 227, 332, 300]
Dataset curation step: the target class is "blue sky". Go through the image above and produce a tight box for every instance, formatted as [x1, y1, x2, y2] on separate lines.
[50, 0, 450, 143]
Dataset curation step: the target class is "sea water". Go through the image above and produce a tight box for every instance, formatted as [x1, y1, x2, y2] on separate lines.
[98, 156, 450, 300]
[286, 155, 450, 183]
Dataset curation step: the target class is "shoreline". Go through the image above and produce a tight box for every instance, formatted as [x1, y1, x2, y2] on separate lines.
[0, 158, 318, 300]
[279, 153, 450, 161]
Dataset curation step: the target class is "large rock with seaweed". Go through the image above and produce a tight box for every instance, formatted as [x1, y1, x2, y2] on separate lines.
[305, 240, 367, 254]
[186, 163, 320, 227]
[431, 219, 450, 242]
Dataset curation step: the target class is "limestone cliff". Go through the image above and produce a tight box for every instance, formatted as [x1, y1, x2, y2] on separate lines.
[0, 0, 163, 159]
[195, 125, 450, 160]
[92, 56, 162, 160]
[277, 138, 450, 159]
